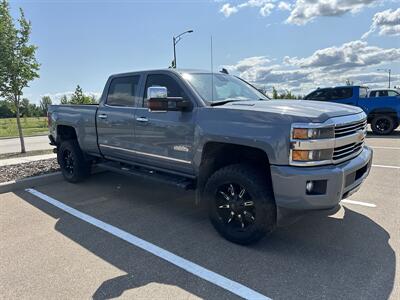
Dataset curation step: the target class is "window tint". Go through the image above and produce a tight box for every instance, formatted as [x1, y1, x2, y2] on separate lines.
[388, 90, 400, 96]
[143, 74, 187, 107]
[305, 89, 331, 101]
[359, 87, 368, 98]
[107, 76, 140, 107]
[369, 91, 377, 97]
[331, 87, 353, 100]
[379, 90, 388, 97]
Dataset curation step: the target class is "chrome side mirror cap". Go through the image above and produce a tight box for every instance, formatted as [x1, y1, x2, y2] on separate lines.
[147, 86, 167, 100]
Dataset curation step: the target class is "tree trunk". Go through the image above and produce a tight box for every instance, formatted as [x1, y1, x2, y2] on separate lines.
[15, 105, 26, 153]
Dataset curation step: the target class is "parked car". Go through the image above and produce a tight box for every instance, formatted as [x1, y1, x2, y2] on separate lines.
[368, 89, 400, 98]
[304, 86, 400, 135]
[48, 69, 372, 244]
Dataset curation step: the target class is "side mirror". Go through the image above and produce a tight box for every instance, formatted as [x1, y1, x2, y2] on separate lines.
[147, 86, 191, 112]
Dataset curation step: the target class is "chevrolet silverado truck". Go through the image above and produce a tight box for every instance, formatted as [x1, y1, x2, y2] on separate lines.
[48, 69, 373, 244]
[304, 86, 400, 135]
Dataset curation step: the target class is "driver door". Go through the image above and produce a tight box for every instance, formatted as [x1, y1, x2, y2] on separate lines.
[133, 73, 196, 175]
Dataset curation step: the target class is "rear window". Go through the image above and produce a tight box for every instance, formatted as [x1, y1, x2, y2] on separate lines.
[379, 90, 388, 97]
[388, 90, 400, 96]
[107, 76, 140, 107]
[359, 87, 368, 98]
[304, 89, 331, 101]
[331, 87, 353, 100]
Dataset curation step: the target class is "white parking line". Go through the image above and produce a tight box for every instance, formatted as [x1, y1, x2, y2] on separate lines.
[341, 199, 376, 207]
[372, 164, 400, 169]
[370, 146, 400, 150]
[25, 188, 271, 300]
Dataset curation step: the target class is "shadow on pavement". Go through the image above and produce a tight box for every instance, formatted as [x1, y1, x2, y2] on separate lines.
[15, 172, 396, 299]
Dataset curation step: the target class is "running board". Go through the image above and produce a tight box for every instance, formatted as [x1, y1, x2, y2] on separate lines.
[96, 162, 195, 190]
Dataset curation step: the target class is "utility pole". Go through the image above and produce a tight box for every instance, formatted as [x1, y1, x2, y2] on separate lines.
[172, 30, 193, 68]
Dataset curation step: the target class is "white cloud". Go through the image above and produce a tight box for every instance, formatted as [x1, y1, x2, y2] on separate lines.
[362, 8, 400, 38]
[220, 3, 239, 17]
[286, 0, 379, 25]
[219, 0, 275, 17]
[278, 1, 291, 11]
[260, 3, 275, 16]
[283, 40, 400, 71]
[224, 40, 400, 95]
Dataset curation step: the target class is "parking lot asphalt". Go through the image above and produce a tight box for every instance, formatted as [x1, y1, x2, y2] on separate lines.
[1, 131, 399, 299]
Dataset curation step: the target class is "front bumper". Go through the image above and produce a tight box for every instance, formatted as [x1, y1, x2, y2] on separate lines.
[270, 146, 373, 214]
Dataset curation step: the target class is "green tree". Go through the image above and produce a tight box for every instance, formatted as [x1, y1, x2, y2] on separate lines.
[70, 85, 96, 104]
[60, 95, 69, 104]
[0, 0, 40, 152]
[272, 87, 278, 99]
[0, 100, 13, 117]
[40, 95, 52, 116]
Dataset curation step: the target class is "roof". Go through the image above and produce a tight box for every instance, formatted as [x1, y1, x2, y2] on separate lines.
[368, 88, 398, 91]
[110, 68, 214, 78]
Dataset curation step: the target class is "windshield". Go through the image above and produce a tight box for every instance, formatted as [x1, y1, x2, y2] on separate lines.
[181, 73, 269, 104]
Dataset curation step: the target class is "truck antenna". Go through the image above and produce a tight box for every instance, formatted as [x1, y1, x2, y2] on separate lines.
[210, 35, 214, 102]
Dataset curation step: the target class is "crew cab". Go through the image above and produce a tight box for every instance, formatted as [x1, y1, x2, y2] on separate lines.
[304, 86, 400, 135]
[48, 69, 373, 244]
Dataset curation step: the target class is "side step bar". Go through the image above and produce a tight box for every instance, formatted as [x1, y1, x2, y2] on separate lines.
[96, 162, 195, 190]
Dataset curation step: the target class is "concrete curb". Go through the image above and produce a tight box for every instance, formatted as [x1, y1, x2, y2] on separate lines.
[0, 172, 63, 194]
[0, 153, 56, 167]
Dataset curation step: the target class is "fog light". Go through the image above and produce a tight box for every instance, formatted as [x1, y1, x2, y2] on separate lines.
[306, 181, 314, 193]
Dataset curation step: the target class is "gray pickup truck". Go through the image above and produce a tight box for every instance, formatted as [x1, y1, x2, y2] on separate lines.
[48, 69, 373, 244]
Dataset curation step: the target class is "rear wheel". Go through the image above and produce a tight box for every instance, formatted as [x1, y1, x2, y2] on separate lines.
[58, 140, 91, 183]
[204, 164, 276, 245]
[371, 115, 395, 135]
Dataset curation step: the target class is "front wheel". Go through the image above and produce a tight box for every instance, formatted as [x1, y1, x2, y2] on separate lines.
[58, 140, 91, 183]
[371, 115, 395, 135]
[204, 164, 276, 245]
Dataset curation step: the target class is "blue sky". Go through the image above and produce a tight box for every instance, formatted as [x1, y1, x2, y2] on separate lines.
[8, 0, 400, 104]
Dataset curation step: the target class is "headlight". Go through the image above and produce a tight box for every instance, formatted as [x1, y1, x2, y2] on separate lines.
[290, 124, 335, 166]
[292, 127, 334, 139]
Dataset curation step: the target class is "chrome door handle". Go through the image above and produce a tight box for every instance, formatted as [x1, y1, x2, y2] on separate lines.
[98, 114, 107, 119]
[136, 117, 148, 122]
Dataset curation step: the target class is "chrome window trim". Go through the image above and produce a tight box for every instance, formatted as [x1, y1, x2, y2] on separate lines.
[290, 112, 367, 167]
[99, 144, 192, 164]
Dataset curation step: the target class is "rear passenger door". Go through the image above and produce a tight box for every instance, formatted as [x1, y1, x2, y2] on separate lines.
[97, 75, 142, 161]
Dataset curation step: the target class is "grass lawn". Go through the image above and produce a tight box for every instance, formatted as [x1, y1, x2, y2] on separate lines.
[0, 117, 48, 138]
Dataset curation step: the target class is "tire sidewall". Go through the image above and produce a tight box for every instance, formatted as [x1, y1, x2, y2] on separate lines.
[58, 140, 88, 182]
[205, 165, 276, 244]
[372, 115, 395, 135]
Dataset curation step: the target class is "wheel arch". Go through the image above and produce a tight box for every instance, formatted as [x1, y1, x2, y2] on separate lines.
[196, 141, 272, 203]
[367, 108, 398, 123]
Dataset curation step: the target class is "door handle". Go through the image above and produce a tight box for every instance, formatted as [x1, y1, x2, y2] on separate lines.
[136, 117, 148, 123]
[98, 114, 108, 119]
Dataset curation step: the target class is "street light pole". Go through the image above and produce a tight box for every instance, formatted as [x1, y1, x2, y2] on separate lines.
[377, 68, 392, 88]
[172, 29, 193, 68]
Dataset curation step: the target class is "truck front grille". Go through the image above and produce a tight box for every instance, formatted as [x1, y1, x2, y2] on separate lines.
[335, 119, 367, 138]
[333, 141, 364, 162]
[333, 118, 367, 163]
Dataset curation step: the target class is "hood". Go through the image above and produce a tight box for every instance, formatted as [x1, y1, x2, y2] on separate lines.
[219, 100, 363, 123]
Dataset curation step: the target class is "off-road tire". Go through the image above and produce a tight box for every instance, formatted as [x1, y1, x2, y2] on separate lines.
[371, 115, 395, 135]
[204, 164, 276, 245]
[58, 140, 91, 183]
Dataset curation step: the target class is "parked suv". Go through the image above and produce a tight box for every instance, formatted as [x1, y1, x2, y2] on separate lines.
[48, 69, 372, 244]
